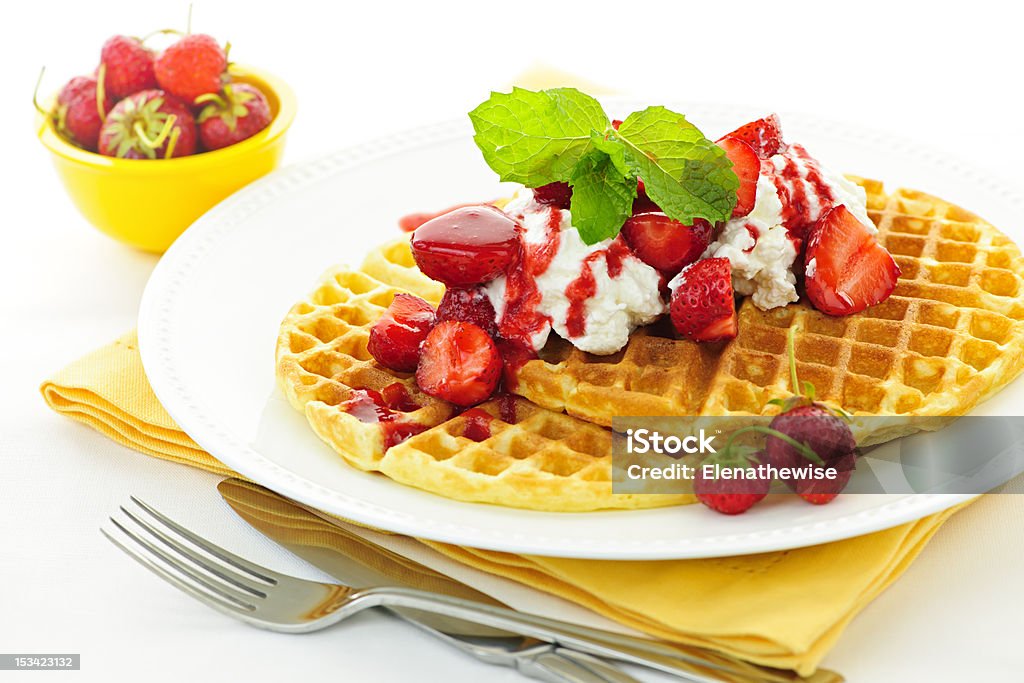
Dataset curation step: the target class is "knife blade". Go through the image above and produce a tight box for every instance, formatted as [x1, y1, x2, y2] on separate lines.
[218, 478, 641, 683]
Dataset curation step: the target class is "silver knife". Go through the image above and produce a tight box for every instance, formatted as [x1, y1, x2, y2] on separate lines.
[218, 478, 640, 683]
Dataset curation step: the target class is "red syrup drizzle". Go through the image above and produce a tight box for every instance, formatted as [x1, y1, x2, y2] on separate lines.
[497, 393, 518, 424]
[461, 408, 493, 442]
[769, 145, 835, 241]
[496, 208, 561, 350]
[339, 384, 426, 449]
[494, 339, 537, 393]
[398, 201, 498, 232]
[742, 224, 759, 253]
[563, 237, 630, 339]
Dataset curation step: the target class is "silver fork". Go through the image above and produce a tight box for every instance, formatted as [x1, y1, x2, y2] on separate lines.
[101, 497, 815, 683]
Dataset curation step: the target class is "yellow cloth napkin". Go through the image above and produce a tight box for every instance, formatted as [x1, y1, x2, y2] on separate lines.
[41, 330, 965, 676]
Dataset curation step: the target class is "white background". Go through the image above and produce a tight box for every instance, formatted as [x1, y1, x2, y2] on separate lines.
[2, 1, 1023, 680]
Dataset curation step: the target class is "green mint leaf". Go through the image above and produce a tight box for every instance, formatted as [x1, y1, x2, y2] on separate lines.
[468, 87, 610, 186]
[589, 132, 631, 177]
[568, 151, 637, 244]
[616, 106, 738, 224]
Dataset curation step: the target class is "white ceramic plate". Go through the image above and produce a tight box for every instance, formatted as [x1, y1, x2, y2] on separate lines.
[139, 100, 1023, 559]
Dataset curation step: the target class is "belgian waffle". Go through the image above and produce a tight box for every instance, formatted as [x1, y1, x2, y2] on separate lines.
[280, 177, 1024, 508]
[502, 178, 1024, 444]
[276, 266, 693, 510]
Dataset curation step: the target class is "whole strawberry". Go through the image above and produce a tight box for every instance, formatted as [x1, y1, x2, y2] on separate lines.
[51, 75, 114, 151]
[98, 89, 197, 159]
[693, 450, 771, 515]
[155, 34, 227, 102]
[196, 83, 272, 150]
[100, 35, 157, 99]
[765, 403, 857, 503]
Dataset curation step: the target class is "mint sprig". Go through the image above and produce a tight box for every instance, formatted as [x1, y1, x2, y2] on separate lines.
[468, 88, 738, 245]
[614, 107, 738, 226]
[467, 87, 609, 186]
[568, 151, 637, 244]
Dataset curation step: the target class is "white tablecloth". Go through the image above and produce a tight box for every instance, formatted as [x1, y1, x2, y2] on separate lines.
[3, 1, 1023, 680]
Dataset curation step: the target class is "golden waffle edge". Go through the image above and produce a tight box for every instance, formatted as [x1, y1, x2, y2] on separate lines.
[278, 178, 1024, 510]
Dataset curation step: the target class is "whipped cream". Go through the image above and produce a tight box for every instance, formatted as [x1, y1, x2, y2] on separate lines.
[701, 175, 799, 309]
[485, 189, 665, 355]
[703, 144, 873, 310]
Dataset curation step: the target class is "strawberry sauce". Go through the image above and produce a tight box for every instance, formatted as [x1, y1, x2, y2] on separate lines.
[769, 145, 835, 240]
[339, 386, 426, 449]
[497, 393, 519, 424]
[564, 237, 630, 338]
[495, 208, 562, 349]
[399, 202, 487, 232]
[461, 408, 493, 442]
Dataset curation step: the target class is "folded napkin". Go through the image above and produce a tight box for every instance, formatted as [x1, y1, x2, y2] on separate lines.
[41, 330, 966, 676]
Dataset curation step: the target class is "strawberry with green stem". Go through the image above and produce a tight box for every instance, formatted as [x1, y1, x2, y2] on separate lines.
[195, 83, 272, 150]
[763, 325, 857, 503]
[34, 68, 113, 151]
[97, 89, 197, 159]
[693, 442, 771, 515]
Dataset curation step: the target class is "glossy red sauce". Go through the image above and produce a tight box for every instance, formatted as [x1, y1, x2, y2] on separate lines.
[497, 393, 519, 424]
[339, 387, 426, 449]
[564, 237, 630, 339]
[461, 408, 493, 442]
[495, 209, 561, 349]
[381, 382, 420, 412]
[494, 339, 537, 392]
[769, 145, 835, 240]
[743, 225, 758, 253]
[398, 202, 487, 232]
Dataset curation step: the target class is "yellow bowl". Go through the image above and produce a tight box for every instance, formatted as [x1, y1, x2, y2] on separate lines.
[38, 65, 296, 253]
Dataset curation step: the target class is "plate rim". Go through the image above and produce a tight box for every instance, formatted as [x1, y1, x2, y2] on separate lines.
[139, 101, 1011, 559]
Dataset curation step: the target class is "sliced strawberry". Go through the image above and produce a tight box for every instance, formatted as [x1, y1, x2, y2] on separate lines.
[416, 321, 502, 407]
[411, 206, 520, 287]
[367, 294, 436, 372]
[804, 205, 901, 316]
[436, 287, 498, 336]
[717, 137, 759, 218]
[669, 258, 738, 343]
[531, 182, 572, 209]
[622, 213, 711, 274]
[720, 114, 786, 159]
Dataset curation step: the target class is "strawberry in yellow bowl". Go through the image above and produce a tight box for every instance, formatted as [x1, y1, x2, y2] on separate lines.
[36, 30, 296, 253]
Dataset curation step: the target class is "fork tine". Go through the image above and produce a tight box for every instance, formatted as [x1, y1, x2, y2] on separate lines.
[130, 496, 277, 586]
[119, 506, 268, 599]
[101, 522, 256, 613]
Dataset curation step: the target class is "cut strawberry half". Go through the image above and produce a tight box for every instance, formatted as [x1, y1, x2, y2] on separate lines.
[436, 286, 498, 337]
[720, 114, 786, 159]
[621, 213, 712, 274]
[717, 137, 759, 218]
[416, 321, 502, 407]
[367, 294, 436, 372]
[411, 205, 520, 287]
[669, 258, 738, 343]
[804, 205, 901, 316]
[531, 182, 572, 209]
